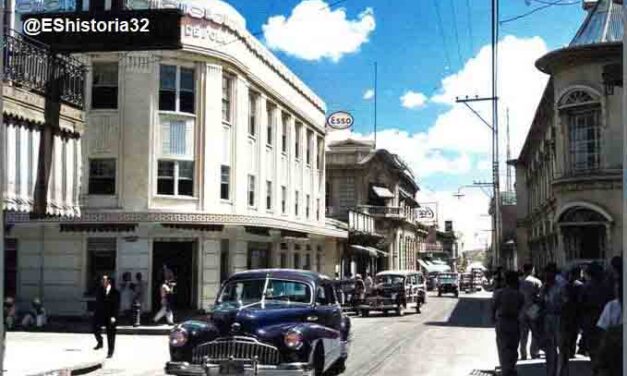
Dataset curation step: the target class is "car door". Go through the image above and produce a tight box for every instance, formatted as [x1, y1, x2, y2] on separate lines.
[314, 282, 342, 368]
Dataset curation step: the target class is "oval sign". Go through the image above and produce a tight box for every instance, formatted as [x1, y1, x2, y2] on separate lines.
[326, 111, 354, 130]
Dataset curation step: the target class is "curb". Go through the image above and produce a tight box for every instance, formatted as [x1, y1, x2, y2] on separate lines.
[25, 360, 103, 376]
[116, 326, 171, 335]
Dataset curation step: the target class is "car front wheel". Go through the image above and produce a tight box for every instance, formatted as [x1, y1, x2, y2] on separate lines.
[312, 344, 325, 376]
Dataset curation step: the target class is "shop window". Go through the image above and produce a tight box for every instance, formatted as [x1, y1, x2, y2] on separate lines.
[247, 244, 270, 269]
[88, 158, 116, 195]
[92, 62, 118, 109]
[86, 238, 116, 295]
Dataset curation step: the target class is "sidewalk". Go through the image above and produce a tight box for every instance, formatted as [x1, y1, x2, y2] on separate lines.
[5, 332, 104, 376]
[514, 358, 592, 376]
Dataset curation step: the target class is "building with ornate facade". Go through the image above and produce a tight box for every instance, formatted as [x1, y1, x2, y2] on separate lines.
[6, 0, 346, 315]
[325, 139, 427, 276]
[512, 0, 623, 268]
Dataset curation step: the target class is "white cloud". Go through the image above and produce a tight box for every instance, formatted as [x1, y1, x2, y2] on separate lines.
[327, 35, 550, 251]
[400, 91, 427, 109]
[262, 0, 376, 62]
[363, 89, 374, 100]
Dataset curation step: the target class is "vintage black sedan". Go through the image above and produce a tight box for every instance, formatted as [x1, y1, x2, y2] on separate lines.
[436, 273, 459, 297]
[165, 269, 350, 376]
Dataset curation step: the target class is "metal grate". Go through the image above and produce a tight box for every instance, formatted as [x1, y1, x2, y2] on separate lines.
[192, 337, 280, 365]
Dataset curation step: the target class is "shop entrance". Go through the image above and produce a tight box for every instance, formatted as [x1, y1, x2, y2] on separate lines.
[152, 241, 196, 311]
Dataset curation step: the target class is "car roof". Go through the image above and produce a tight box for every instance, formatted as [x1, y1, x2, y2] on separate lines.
[376, 270, 423, 276]
[226, 269, 329, 284]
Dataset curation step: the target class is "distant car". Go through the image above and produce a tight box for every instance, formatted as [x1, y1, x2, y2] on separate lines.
[165, 269, 350, 376]
[426, 272, 439, 291]
[436, 273, 459, 297]
[460, 273, 474, 293]
[359, 271, 426, 317]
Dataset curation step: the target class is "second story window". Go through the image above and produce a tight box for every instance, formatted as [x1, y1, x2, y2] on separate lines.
[157, 160, 194, 196]
[306, 130, 313, 165]
[248, 93, 257, 137]
[281, 186, 287, 214]
[158, 119, 194, 197]
[222, 74, 233, 123]
[88, 158, 116, 195]
[559, 89, 601, 173]
[159, 65, 195, 114]
[248, 175, 256, 207]
[306, 194, 310, 218]
[294, 190, 299, 216]
[266, 181, 272, 210]
[316, 137, 324, 169]
[92, 62, 118, 109]
[281, 115, 289, 153]
[220, 166, 231, 200]
[316, 198, 320, 220]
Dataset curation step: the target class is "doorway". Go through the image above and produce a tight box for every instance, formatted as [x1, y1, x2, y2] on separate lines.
[152, 241, 196, 311]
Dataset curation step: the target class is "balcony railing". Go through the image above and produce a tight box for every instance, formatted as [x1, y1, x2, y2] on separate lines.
[3, 31, 85, 108]
[357, 205, 417, 222]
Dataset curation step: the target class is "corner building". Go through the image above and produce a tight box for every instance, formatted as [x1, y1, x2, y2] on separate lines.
[7, 0, 346, 315]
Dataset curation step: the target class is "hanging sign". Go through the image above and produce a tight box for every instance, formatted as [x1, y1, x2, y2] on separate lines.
[326, 111, 354, 130]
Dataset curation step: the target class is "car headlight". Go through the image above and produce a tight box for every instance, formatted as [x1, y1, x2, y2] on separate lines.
[284, 329, 304, 350]
[169, 327, 188, 348]
[390, 293, 398, 300]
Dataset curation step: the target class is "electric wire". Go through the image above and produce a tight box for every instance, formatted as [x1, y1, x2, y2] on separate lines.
[465, 0, 474, 57]
[449, 0, 464, 68]
[500, 0, 578, 24]
[432, 0, 453, 70]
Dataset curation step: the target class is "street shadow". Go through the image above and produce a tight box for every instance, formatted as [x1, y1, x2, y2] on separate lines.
[423, 296, 494, 328]
[515, 359, 592, 376]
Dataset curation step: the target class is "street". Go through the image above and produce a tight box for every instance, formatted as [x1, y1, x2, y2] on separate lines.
[6, 291, 499, 376]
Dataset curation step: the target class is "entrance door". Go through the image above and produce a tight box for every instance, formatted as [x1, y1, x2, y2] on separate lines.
[152, 241, 196, 311]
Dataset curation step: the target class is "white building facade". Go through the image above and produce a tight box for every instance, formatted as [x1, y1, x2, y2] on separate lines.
[7, 0, 346, 315]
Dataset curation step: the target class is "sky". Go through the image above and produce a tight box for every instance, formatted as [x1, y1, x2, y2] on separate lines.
[224, 0, 586, 251]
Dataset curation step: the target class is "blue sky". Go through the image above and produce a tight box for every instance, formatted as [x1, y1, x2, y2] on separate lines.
[224, 0, 587, 249]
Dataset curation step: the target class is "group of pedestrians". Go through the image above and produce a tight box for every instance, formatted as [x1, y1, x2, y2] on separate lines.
[492, 258, 623, 376]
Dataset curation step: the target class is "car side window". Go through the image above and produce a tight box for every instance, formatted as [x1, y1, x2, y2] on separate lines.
[324, 284, 337, 305]
[316, 286, 326, 305]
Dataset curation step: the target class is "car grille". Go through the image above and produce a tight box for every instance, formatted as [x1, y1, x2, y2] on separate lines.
[192, 337, 281, 365]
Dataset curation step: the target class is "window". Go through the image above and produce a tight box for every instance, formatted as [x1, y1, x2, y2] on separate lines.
[281, 186, 287, 214]
[157, 160, 194, 196]
[220, 239, 230, 284]
[294, 190, 299, 216]
[92, 63, 118, 109]
[316, 252, 322, 272]
[248, 93, 257, 136]
[89, 159, 116, 195]
[293, 253, 301, 269]
[317, 137, 324, 168]
[280, 253, 287, 268]
[568, 109, 600, 172]
[161, 121, 190, 156]
[281, 114, 289, 153]
[222, 74, 233, 122]
[266, 104, 274, 145]
[248, 174, 256, 206]
[220, 166, 231, 200]
[316, 198, 320, 221]
[338, 176, 356, 208]
[86, 238, 116, 295]
[159, 65, 195, 113]
[266, 181, 272, 210]
[304, 254, 311, 270]
[306, 130, 313, 165]
[247, 244, 270, 269]
[294, 123, 301, 159]
[306, 194, 310, 218]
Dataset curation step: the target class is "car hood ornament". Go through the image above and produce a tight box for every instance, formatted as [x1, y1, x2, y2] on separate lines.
[230, 322, 241, 335]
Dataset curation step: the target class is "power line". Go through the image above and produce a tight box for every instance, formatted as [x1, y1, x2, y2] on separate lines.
[465, 0, 474, 57]
[500, 0, 577, 24]
[449, 0, 464, 68]
[432, 0, 453, 70]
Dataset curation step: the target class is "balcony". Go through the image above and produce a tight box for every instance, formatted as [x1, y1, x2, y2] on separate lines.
[3, 31, 86, 108]
[357, 205, 417, 223]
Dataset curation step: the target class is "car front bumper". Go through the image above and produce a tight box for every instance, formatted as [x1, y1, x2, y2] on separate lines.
[165, 361, 314, 376]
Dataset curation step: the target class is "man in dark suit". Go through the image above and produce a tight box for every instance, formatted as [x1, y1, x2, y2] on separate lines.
[93, 275, 120, 358]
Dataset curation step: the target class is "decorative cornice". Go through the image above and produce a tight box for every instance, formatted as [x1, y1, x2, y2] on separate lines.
[7, 211, 348, 238]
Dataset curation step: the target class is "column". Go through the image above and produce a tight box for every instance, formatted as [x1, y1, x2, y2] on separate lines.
[233, 76, 250, 212]
[273, 106, 282, 214]
[202, 63, 223, 210]
[200, 239, 220, 310]
[258, 95, 268, 212]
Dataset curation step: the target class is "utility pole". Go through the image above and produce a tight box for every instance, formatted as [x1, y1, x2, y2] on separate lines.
[455, 0, 501, 269]
[506, 108, 512, 193]
[0, 0, 5, 372]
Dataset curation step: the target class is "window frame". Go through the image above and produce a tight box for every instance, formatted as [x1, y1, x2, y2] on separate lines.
[248, 174, 256, 207]
[294, 190, 299, 216]
[266, 103, 275, 146]
[294, 122, 302, 160]
[281, 114, 289, 154]
[222, 74, 234, 124]
[91, 62, 118, 110]
[159, 64, 196, 114]
[220, 165, 231, 201]
[281, 186, 287, 215]
[248, 92, 258, 138]
[156, 159, 195, 197]
[88, 158, 116, 195]
[266, 180, 272, 211]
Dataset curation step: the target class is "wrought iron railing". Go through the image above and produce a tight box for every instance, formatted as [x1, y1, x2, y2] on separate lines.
[3, 31, 85, 108]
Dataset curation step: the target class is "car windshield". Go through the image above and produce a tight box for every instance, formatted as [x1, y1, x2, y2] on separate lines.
[438, 274, 458, 283]
[376, 275, 405, 285]
[217, 279, 312, 307]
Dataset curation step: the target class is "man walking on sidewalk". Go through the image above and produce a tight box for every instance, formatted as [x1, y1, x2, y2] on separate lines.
[493, 270, 524, 376]
[519, 263, 542, 360]
[93, 275, 120, 358]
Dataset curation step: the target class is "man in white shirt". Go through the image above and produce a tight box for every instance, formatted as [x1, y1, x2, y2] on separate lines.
[518, 263, 542, 360]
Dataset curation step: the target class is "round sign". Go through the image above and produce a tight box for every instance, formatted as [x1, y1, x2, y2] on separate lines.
[326, 111, 354, 130]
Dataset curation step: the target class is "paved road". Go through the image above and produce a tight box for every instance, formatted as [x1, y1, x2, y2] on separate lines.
[95, 291, 498, 376]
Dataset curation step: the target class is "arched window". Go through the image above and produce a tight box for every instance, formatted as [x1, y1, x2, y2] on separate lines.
[558, 89, 601, 173]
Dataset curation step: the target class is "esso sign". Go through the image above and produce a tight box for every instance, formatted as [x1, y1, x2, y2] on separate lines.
[326, 111, 354, 130]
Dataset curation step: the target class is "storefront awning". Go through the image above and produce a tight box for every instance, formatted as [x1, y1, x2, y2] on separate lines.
[60, 223, 137, 232]
[372, 186, 394, 199]
[350, 244, 388, 257]
[418, 259, 451, 273]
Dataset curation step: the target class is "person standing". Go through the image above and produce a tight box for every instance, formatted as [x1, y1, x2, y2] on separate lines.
[558, 267, 583, 375]
[93, 275, 120, 358]
[519, 263, 542, 360]
[541, 263, 564, 376]
[580, 262, 612, 371]
[364, 272, 374, 294]
[492, 271, 524, 376]
[595, 276, 622, 376]
[153, 279, 174, 325]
